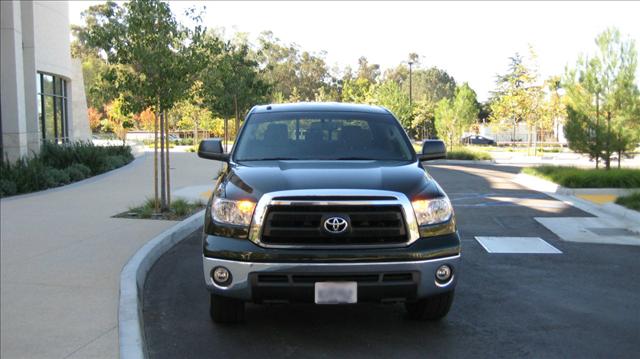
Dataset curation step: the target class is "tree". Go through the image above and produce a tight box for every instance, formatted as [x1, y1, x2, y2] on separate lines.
[341, 77, 374, 103]
[256, 31, 329, 101]
[104, 96, 135, 144]
[87, 107, 103, 133]
[199, 36, 270, 144]
[412, 100, 437, 139]
[371, 81, 412, 129]
[490, 50, 546, 147]
[564, 28, 640, 169]
[435, 83, 480, 150]
[545, 76, 566, 142]
[434, 98, 456, 149]
[75, 0, 201, 211]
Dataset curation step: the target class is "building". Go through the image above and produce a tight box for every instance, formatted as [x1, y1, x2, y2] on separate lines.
[1, 0, 90, 162]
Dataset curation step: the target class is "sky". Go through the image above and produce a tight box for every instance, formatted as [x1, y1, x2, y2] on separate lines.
[68, 1, 640, 102]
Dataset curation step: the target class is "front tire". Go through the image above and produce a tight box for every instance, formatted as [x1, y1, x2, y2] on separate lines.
[405, 290, 455, 321]
[210, 294, 245, 323]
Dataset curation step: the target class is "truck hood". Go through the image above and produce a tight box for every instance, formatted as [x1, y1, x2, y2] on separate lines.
[222, 160, 443, 201]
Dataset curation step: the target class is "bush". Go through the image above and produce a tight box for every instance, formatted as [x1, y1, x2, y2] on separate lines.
[0, 141, 134, 197]
[447, 149, 492, 161]
[615, 192, 640, 211]
[0, 179, 17, 196]
[522, 166, 640, 188]
[43, 168, 70, 188]
[65, 163, 91, 181]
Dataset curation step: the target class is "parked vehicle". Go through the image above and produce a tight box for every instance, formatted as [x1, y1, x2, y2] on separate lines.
[198, 103, 460, 323]
[462, 134, 495, 145]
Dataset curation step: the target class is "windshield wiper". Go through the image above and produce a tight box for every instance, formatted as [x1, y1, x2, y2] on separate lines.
[239, 157, 299, 161]
[331, 157, 378, 160]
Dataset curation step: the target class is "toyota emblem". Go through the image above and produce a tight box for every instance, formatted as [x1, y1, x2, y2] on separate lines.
[323, 216, 348, 234]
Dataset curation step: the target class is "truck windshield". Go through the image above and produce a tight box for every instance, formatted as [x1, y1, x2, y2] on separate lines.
[233, 112, 415, 162]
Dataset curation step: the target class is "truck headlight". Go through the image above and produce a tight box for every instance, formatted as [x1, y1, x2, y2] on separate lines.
[411, 197, 453, 226]
[212, 198, 256, 226]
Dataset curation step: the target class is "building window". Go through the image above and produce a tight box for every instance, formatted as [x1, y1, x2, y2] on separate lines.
[37, 72, 68, 143]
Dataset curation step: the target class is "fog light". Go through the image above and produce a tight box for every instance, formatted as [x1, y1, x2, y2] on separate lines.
[435, 265, 452, 283]
[212, 267, 231, 286]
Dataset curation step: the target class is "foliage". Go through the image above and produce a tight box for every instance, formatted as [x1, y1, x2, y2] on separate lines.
[0, 142, 133, 197]
[411, 100, 437, 139]
[522, 166, 640, 188]
[126, 197, 205, 219]
[563, 27, 640, 169]
[435, 83, 480, 149]
[257, 31, 330, 101]
[615, 192, 640, 211]
[104, 96, 135, 143]
[74, 0, 196, 114]
[197, 33, 270, 134]
[341, 77, 374, 103]
[447, 148, 492, 161]
[490, 50, 547, 143]
[87, 107, 103, 132]
[370, 81, 412, 128]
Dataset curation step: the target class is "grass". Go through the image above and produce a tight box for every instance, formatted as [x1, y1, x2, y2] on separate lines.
[615, 192, 640, 211]
[124, 198, 206, 220]
[522, 166, 640, 188]
[1, 141, 133, 197]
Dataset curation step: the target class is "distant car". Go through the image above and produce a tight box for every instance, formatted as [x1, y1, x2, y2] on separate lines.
[168, 134, 180, 142]
[462, 135, 495, 145]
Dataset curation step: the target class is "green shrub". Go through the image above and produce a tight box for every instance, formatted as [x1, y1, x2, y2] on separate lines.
[65, 163, 91, 181]
[0, 141, 133, 197]
[615, 192, 640, 211]
[0, 179, 17, 196]
[447, 149, 492, 161]
[523, 166, 640, 188]
[43, 167, 70, 188]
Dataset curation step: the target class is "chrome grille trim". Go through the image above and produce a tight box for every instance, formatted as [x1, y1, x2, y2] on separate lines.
[248, 189, 420, 249]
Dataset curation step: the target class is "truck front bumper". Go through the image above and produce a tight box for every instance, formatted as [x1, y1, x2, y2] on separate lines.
[203, 253, 460, 303]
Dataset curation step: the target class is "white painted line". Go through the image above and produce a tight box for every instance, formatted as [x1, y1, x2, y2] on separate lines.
[119, 210, 205, 359]
[475, 236, 562, 254]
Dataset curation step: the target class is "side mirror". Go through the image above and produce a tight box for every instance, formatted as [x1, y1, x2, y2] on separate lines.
[418, 140, 446, 161]
[198, 139, 229, 162]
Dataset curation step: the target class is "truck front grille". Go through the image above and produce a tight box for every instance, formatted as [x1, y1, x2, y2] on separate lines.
[261, 205, 408, 246]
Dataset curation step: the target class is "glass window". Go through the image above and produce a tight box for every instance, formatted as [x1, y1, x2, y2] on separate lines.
[37, 72, 68, 142]
[234, 112, 414, 162]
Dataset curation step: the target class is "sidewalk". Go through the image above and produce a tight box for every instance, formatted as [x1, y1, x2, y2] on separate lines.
[1, 152, 220, 358]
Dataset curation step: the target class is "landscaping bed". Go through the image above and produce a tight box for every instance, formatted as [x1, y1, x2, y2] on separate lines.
[522, 166, 640, 188]
[115, 198, 205, 221]
[615, 192, 640, 211]
[0, 141, 134, 197]
[447, 148, 493, 161]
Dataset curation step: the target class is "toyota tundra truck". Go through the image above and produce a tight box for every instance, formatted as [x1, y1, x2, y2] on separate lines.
[198, 103, 460, 323]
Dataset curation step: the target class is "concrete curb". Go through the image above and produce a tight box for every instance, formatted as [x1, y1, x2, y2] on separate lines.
[514, 173, 640, 233]
[118, 209, 205, 359]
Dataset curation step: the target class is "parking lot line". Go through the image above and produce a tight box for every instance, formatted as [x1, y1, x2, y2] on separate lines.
[474, 236, 563, 254]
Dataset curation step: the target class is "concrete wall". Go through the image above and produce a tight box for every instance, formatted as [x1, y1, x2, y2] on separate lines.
[70, 58, 91, 141]
[33, 1, 72, 78]
[1, 0, 89, 161]
[1, 0, 28, 161]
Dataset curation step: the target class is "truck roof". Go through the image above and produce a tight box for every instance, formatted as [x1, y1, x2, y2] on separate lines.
[249, 102, 391, 115]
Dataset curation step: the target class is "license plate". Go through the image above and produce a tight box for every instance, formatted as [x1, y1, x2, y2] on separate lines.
[314, 282, 357, 304]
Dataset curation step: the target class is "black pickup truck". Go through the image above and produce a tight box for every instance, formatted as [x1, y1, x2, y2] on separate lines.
[198, 103, 460, 323]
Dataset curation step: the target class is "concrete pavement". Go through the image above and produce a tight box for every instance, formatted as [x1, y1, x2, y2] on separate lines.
[1, 152, 221, 358]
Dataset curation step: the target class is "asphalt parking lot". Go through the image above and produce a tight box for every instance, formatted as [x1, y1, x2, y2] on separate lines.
[143, 164, 640, 358]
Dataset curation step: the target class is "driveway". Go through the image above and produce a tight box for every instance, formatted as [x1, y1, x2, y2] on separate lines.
[142, 164, 640, 358]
